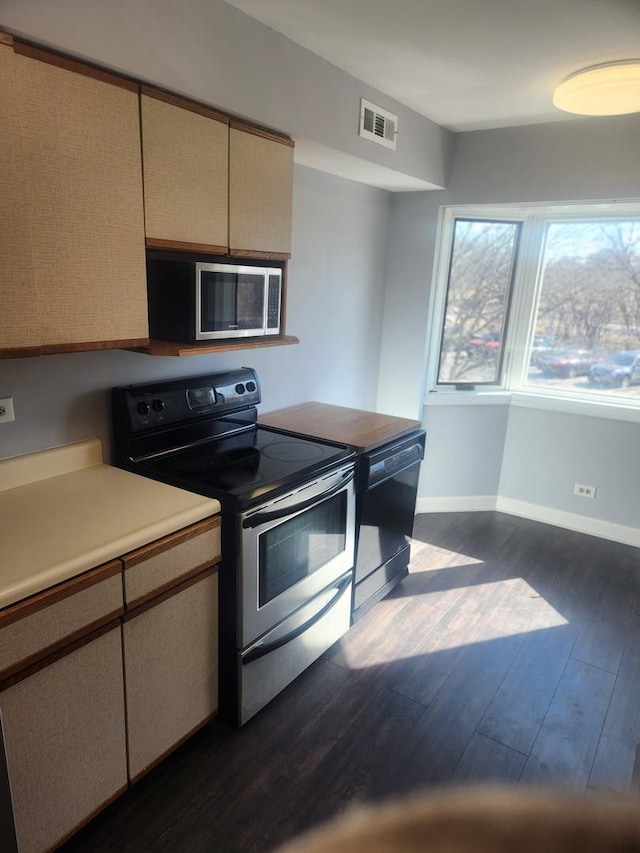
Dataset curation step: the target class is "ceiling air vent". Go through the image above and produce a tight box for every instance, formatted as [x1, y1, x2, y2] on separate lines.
[359, 98, 398, 150]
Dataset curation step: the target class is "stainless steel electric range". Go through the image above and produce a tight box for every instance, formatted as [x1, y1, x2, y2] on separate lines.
[112, 368, 356, 725]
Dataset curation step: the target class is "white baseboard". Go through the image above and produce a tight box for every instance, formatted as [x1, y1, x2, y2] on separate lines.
[495, 497, 640, 548]
[416, 495, 497, 513]
[415, 494, 640, 548]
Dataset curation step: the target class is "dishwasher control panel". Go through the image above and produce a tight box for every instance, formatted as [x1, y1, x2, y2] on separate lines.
[363, 430, 426, 489]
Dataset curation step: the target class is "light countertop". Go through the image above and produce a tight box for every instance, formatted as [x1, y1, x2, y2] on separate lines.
[0, 438, 220, 610]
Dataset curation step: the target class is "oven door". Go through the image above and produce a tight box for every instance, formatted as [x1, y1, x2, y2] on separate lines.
[239, 463, 356, 649]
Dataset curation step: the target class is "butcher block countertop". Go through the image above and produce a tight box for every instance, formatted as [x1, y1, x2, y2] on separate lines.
[0, 438, 220, 610]
[259, 402, 422, 453]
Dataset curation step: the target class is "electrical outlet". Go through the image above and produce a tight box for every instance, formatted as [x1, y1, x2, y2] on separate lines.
[574, 482, 596, 499]
[0, 397, 15, 424]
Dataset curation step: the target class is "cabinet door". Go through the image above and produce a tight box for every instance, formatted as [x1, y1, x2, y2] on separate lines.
[2, 46, 148, 353]
[229, 124, 294, 257]
[0, 627, 127, 853]
[141, 91, 229, 252]
[0, 44, 39, 352]
[123, 570, 218, 782]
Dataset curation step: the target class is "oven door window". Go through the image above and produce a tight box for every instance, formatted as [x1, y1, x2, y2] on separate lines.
[200, 271, 265, 332]
[258, 492, 347, 607]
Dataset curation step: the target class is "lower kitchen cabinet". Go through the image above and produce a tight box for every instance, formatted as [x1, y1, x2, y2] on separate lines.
[0, 512, 221, 851]
[0, 627, 127, 853]
[123, 568, 219, 781]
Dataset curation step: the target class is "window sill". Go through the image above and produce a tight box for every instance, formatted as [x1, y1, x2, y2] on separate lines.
[510, 391, 640, 423]
[425, 390, 511, 406]
[425, 388, 640, 423]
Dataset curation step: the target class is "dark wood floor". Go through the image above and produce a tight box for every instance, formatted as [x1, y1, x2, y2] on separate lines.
[62, 512, 640, 852]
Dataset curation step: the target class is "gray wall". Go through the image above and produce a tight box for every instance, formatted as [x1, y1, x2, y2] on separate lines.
[419, 403, 510, 502]
[379, 113, 640, 532]
[500, 406, 640, 531]
[0, 166, 391, 462]
[0, 0, 452, 189]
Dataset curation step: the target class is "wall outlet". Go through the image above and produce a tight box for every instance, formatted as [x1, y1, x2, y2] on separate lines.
[0, 397, 15, 424]
[574, 482, 596, 499]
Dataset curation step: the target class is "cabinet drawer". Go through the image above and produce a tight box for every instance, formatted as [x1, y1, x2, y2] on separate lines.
[0, 562, 123, 682]
[122, 516, 221, 608]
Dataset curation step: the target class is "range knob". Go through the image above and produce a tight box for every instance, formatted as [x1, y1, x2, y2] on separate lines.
[136, 401, 150, 416]
[246, 381, 256, 393]
[152, 398, 165, 413]
[235, 383, 246, 394]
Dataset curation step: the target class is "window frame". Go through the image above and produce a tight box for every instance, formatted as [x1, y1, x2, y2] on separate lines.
[425, 200, 640, 422]
[435, 217, 522, 388]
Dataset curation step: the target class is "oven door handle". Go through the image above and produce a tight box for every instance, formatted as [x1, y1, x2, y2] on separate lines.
[242, 469, 355, 529]
[242, 574, 352, 664]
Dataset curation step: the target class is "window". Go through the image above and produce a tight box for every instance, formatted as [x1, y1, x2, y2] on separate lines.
[429, 203, 640, 411]
[437, 219, 521, 385]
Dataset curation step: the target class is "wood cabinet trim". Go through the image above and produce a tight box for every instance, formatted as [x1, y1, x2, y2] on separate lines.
[0, 32, 14, 47]
[135, 334, 300, 356]
[52, 785, 129, 849]
[122, 517, 220, 569]
[12, 40, 139, 92]
[0, 610, 124, 684]
[141, 86, 229, 125]
[0, 561, 122, 628]
[230, 118, 295, 148]
[128, 710, 217, 784]
[0, 339, 150, 360]
[0, 618, 121, 692]
[230, 249, 291, 260]
[145, 237, 229, 255]
[124, 565, 218, 621]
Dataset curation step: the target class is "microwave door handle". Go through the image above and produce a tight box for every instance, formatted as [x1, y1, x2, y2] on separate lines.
[242, 469, 355, 529]
[242, 574, 352, 664]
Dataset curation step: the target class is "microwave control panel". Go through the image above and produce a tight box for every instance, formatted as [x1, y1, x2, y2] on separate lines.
[267, 275, 281, 331]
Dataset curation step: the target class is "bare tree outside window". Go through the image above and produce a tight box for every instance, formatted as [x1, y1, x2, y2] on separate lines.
[527, 220, 640, 395]
[431, 207, 640, 404]
[437, 219, 520, 385]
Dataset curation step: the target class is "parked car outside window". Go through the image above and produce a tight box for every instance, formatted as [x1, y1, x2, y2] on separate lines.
[589, 351, 640, 388]
[536, 349, 597, 379]
[464, 331, 501, 358]
[530, 336, 555, 364]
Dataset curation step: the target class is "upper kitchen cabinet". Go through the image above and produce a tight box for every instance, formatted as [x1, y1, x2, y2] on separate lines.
[0, 39, 149, 357]
[229, 122, 294, 258]
[140, 89, 229, 254]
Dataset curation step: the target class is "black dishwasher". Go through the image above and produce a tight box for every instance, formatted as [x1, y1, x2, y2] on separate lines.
[353, 430, 425, 620]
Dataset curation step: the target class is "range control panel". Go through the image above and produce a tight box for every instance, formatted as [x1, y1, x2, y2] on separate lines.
[112, 368, 261, 434]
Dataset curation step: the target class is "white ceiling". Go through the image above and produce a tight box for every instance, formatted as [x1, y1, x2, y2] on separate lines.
[225, 0, 640, 131]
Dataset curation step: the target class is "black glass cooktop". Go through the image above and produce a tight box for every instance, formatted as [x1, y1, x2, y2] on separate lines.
[139, 426, 354, 507]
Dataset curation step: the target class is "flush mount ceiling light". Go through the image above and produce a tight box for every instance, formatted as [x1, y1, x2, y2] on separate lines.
[553, 60, 640, 115]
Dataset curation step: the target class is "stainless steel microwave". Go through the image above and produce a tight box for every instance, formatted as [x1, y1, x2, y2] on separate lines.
[147, 255, 283, 341]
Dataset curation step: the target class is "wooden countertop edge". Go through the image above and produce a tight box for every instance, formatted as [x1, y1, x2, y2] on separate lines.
[259, 401, 422, 453]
